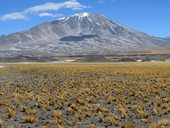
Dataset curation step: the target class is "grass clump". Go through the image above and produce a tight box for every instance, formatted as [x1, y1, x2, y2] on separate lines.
[22, 115, 37, 123]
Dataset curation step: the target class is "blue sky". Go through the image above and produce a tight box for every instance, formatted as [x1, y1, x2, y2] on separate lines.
[0, 0, 170, 37]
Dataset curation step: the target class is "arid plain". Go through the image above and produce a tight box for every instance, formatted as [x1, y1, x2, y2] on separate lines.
[0, 62, 169, 128]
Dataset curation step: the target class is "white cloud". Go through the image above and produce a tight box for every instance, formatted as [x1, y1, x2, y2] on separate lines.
[25, 0, 89, 13]
[0, 12, 27, 21]
[0, 0, 89, 21]
[38, 13, 63, 18]
[63, 0, 90, 10]
[38, 13, 56, 17]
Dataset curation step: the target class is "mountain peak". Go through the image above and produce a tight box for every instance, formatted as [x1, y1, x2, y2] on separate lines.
[73, 12, 90, 17]
[58, 12, 93, 21]
[0, 13, 169, 55]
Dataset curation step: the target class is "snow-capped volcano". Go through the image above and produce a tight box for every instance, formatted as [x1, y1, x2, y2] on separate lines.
[0, 12, 169, 56]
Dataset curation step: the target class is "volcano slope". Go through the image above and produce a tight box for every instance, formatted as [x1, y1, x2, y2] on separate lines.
[0, 62, 170, 128]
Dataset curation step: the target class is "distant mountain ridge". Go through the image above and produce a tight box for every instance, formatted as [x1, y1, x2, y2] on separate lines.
[0, 12, 170, 57]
